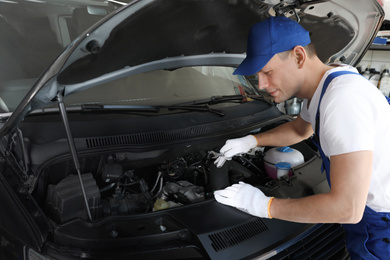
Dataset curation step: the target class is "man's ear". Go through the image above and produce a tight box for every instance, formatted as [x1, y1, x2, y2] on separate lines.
[293, 46, 306, 69]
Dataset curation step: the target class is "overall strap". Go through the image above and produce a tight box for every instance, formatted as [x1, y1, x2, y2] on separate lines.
[312, 70, 361, 185]
[315, 71, 390, 260]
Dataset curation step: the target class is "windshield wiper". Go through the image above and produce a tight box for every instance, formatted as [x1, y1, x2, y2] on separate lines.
[82, 103, 225, 116]
[166, 94, 274, 117]
[81, 104, 160, 113]
[208, 95, 249, 105]
[247, 94, 274, 105]
[167, 104, 225, 116]
[174, 95, 247, 106]
[173, 94, 272, 106]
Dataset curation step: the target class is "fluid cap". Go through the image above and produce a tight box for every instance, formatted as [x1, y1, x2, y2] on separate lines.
[276, 146, 294, 153]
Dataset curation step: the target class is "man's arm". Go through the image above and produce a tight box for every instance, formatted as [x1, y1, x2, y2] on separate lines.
[270, 150, 373, 224]
[214, 115, 314, 168]
[254, 115, 314, 147]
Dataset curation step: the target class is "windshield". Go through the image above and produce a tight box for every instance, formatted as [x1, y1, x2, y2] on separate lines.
[62, 66, 259, 107]
[0, 0, 118, 112]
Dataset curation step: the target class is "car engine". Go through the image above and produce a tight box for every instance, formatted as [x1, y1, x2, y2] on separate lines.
[44, 150, 234, 223]
[43, 143, 325, 224]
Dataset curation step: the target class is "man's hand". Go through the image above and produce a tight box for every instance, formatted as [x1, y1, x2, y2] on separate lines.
[214, 135, 258, 168]
[214, 182, 273, 218]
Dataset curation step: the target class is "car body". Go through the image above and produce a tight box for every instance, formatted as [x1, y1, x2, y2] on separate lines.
[0, 0, 384, 259]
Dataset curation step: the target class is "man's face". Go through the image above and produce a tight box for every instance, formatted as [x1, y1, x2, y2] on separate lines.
[256, 52, 300, 103]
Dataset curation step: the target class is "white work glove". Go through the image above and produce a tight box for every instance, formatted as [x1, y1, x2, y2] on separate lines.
[214, 182, 273, 219]
[214, 135, 258, 168]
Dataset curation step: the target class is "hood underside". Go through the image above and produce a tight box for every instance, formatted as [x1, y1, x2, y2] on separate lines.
[0, 0, 384, 135]
[56, 0, 382, 85]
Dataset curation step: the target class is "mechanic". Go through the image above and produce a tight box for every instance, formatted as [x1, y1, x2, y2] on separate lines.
[213, 16, 390, 259]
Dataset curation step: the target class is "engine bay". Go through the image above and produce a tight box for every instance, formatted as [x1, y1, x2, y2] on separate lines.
[8, 106, 329, 226]
[41, 142, 327, 224]
[0, 109, 334, 258]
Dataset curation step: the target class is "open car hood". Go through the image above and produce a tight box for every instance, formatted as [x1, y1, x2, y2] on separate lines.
[0, 0, 384, 136]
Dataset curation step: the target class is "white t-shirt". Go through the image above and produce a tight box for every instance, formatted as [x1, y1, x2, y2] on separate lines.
[300, 65, 390, 212]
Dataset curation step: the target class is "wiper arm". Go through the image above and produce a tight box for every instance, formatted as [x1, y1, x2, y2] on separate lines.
[167, 104, 225, 116]
[81, 104, 160, 113]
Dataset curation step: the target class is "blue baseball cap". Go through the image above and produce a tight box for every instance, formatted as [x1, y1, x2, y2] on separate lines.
[233, 16, 311, 76]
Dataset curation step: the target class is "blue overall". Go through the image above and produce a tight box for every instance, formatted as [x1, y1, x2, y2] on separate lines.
[311, 71, 390, 259]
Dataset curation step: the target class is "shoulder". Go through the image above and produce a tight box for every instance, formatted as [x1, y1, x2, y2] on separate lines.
[324, 67, 376, 101]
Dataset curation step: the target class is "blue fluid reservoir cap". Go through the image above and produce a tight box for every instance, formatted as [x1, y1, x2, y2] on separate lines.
[275, 162, 291, 169]
[276, 146, 293, 153]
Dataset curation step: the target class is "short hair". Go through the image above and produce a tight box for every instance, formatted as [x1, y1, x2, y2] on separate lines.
[278, 43, 317, 60]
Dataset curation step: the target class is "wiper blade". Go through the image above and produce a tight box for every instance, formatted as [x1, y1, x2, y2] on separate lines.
[175, 95, 246, 106]
[167, 104, 225, 116]
[83, 104, 225, 116]
[210, 94, 273, 105]
[173, 94, 272, 106]
[208, 95, 248, 104]
[165, 94, 274, 116]
[81, 104, 160, 113]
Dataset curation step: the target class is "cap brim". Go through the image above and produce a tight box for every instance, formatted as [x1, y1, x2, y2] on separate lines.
[233, 53, 275, 76]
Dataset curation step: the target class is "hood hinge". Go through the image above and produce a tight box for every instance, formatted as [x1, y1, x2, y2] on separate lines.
[273, 1, 301, 22]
